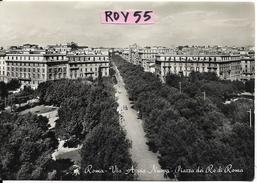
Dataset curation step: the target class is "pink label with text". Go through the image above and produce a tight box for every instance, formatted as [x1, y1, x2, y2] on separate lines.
[101, 11, 155, 24]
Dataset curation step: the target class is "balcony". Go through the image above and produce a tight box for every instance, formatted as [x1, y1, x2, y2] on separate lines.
[18, 77, 32, 81]
[70, 67, 79, 70]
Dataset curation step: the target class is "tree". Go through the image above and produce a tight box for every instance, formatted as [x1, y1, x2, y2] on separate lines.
[113, 55, 254, 181]
[245, 79, 254, 93]
[165, 73, 182, 88]
[37, 77, 134, 180]
[0, 81, 8, 99]
[7, 79, 21, 91]
[0, 112, 58, 180]
[81, 124, 134, 180]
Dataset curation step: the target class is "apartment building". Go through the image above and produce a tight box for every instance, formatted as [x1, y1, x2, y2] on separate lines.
[0, 44, 110, 88]
[155, 55, 244, 82]
[67, 54, 109, 80]
[241, 57, 255, 80]
[139, 47, 173, 62]
[5, 51, 48, 88]
[0, 53, 6, 82]
[44, 53, 68, 80]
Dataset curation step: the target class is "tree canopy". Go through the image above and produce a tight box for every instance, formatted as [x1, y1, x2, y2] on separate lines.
[113, 55, 254, 181]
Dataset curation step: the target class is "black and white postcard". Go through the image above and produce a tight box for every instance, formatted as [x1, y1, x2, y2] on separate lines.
[0, 0, 255, 181]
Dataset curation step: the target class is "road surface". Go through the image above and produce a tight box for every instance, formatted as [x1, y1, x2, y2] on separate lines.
[113, 63, 168, 181]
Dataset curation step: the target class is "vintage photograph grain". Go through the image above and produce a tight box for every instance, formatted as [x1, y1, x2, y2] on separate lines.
[0, 1, 254, 181]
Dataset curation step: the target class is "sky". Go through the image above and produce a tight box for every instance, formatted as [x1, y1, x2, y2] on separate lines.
[0, 1, 255, 48]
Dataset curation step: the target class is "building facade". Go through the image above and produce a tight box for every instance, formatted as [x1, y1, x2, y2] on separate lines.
[0, 53, 6, 82]
[155, 54, 246, 82]
[67, 54, 109, 80]
[5, 52, 48, 88]
[0, 44, 110, 88]
[241, 57, 255, 81]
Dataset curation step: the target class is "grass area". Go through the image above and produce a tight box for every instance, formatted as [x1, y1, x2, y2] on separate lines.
[20, 105, 57, 115]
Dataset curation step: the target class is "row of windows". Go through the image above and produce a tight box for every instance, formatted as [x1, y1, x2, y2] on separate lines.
[242, 65, 255, 70]
[231, 66, 241, 70]
[47, 56, 66, 60]
[69, 56, 108, 62]
[70, 68, 108, 74]
[161, 56, 218, 62]
[20, 80, 41, 85]
[220, 66, 241, 71]
[70, 63, 108, 67]
[7, 72, 45, 79]
[7, 65, 109, 73]
[82, 68, 95, 72]
[221, 63, 240, 67]
[141, 55, 155, 59]
[48, 73, 66, 80]
[161, 62, 217, 67]
[69, 71, 108, 78]
[7, 67, 45, 73]
[163, 66, 207, 72]
[159, 56, 240, 62]
[7, 55, 68, 61]
[139, 49, 169, 53]
[230, 71, 241, 75]
[2, 55, 110, 62]
[242, 68, 255, 72]
[48, 67, 67, 73]
[7, 56, 43, 61]
[7, 62, 45, 67]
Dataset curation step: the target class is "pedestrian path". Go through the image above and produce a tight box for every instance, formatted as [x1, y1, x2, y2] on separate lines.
[113, 64, 169, 181]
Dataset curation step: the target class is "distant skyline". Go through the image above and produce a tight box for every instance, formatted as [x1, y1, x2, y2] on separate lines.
[0, 1, 255, 48]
